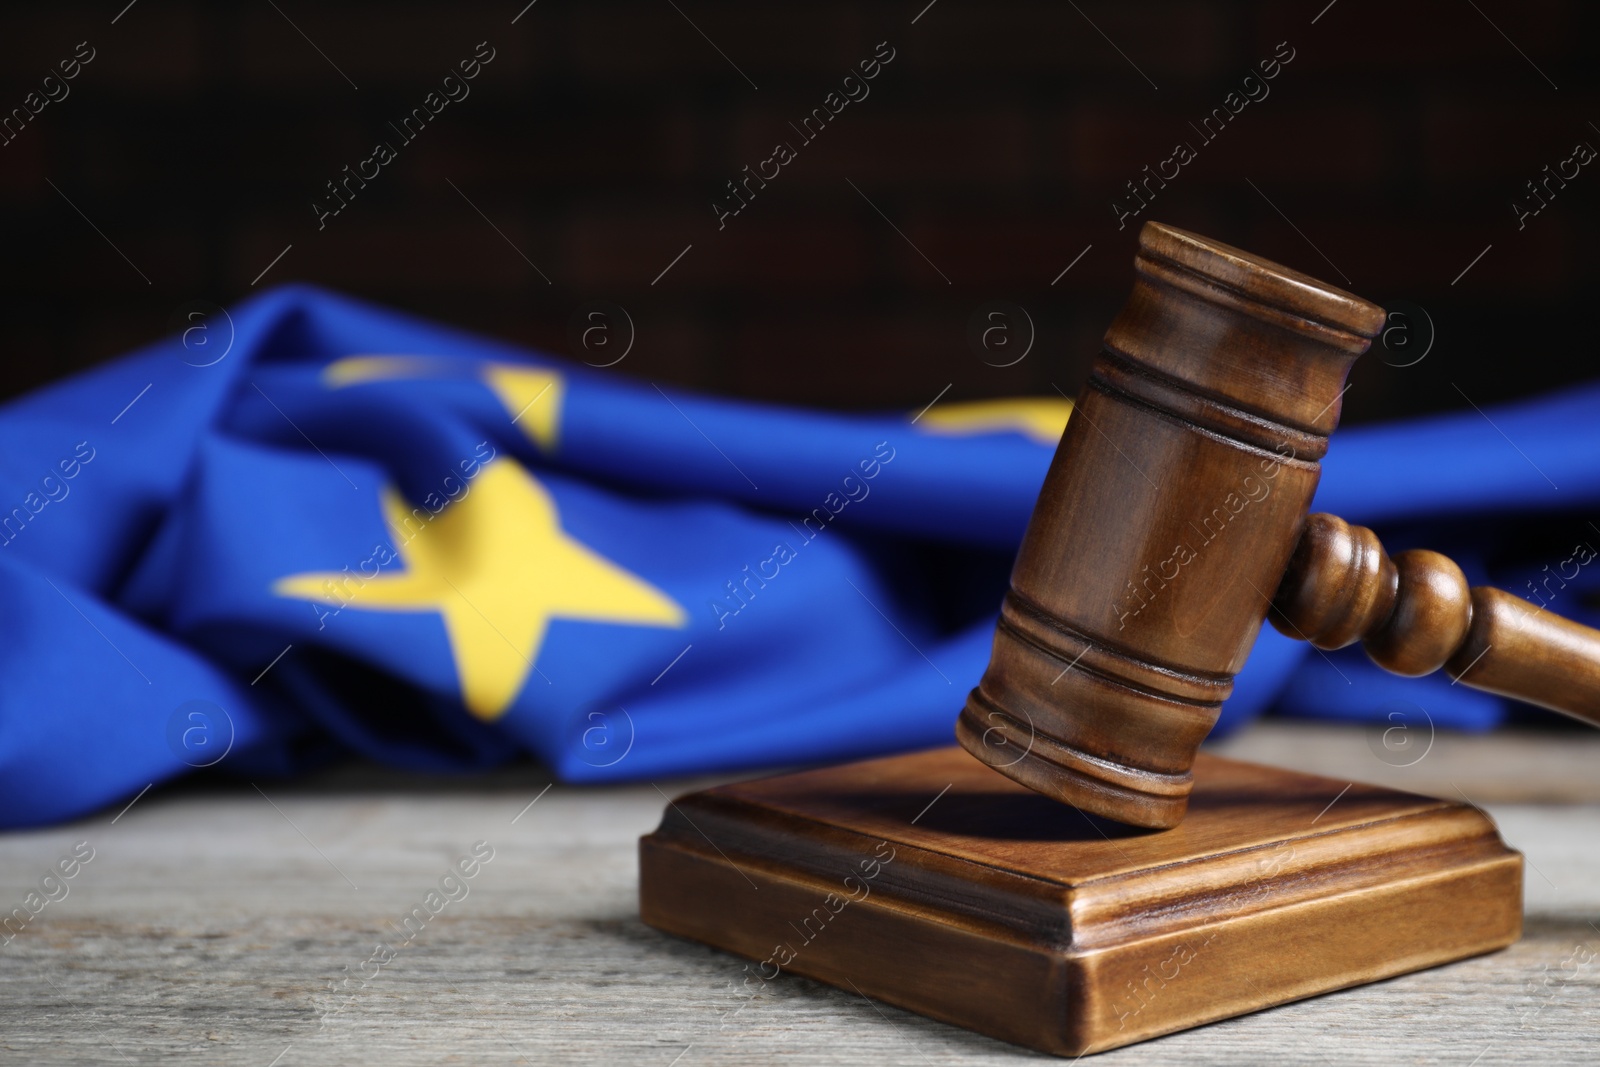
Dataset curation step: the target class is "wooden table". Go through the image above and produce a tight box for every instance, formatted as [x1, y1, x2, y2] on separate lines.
[2, 722, 1596, 1065]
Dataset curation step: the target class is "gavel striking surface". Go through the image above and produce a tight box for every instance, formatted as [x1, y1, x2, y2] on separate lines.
[640, 747, 1521, 1057]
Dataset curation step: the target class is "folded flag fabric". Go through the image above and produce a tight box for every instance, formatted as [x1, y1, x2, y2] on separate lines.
[0, 285, 1594, 828]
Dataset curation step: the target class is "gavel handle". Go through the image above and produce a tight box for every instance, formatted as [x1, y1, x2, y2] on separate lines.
[1270, 513, 1600, 729]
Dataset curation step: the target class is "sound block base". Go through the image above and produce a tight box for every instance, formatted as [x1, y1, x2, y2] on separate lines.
[640, 747, 1521, 1057]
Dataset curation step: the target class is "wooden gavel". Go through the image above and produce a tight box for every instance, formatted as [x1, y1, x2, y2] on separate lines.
[957, 221, 1600, 829]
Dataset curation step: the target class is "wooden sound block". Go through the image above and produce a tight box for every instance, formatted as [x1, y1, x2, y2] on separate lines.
[639, 747, 1522, 1057]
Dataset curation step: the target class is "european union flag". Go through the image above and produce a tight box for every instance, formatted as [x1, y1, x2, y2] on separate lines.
[1, 286, 1594, 828]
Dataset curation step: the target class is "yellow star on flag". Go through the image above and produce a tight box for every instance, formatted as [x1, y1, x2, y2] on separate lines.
[273, 459, 684, 720]
[482, 364, 562, 453]
[914, 397, 1073, 446]
[322, 355, 565, 453]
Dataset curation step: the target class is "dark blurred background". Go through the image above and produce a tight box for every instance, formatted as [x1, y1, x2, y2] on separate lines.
[0, 0, 1593, 423]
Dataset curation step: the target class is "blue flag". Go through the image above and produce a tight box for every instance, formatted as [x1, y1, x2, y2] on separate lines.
[0, 285, 1593, 828]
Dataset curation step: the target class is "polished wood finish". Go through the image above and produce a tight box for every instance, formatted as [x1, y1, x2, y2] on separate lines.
[959, 220, 1600, 828]
[1274, 512, 1600, 728]
[957, 221, 1386, 828]
[639, 746, 1522, 1058]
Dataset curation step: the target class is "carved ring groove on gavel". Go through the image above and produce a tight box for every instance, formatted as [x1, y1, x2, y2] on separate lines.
[957, 221, 1600, 830]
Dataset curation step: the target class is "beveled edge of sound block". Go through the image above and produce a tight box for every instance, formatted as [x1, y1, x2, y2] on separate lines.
[639, 747, 1522, 1057]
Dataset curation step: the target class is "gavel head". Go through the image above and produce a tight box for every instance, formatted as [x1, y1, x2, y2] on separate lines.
[956, 221, 1386, 829]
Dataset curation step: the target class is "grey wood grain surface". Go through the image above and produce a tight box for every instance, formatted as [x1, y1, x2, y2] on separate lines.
[1, 723, 1595, 1066]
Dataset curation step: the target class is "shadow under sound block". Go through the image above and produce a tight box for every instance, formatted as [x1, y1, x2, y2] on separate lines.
[639, 746, 1521, 1057]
